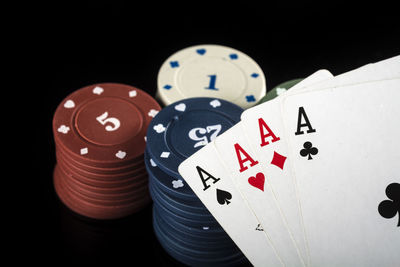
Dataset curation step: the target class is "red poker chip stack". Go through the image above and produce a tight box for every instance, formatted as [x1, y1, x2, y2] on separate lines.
[52, 83, 161, 220]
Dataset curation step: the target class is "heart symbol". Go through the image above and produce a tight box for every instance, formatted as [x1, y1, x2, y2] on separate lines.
[196, 48, 206, 55]
[174, 103, 186, 112]
[64, 100, 75, 109]
[248, 172, 265, 191]
[115, 150, 126, 159]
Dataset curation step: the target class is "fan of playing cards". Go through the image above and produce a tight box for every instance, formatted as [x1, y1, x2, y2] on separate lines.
[178, 56, 400, 267]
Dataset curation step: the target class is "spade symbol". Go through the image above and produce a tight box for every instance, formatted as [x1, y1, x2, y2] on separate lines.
[300, 141, 318, 160]
[216, 189, 232, 205]
[378, 182, 400, 227]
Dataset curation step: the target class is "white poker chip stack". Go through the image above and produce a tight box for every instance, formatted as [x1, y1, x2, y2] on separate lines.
[157, 44, 267, 109]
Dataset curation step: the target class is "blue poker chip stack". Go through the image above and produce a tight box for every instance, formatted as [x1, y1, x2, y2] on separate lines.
[145, 97, 250, 266]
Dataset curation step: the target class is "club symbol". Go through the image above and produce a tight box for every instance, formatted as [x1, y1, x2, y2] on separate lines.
[300, 141, 318, 160]
[378, 182, 400, 227]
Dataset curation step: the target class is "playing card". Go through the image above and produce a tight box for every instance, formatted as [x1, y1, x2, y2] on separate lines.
[213, 123, 307, 266]
[238, 69, 335, 266]
[282, 79, 400, 266]
[238, 56, 400, 266]
[288, 55, 400, 96]
[178, 141, 284, 267]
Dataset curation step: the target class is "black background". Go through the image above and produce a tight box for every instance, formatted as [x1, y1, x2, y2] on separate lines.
[15, 2, 400, 266]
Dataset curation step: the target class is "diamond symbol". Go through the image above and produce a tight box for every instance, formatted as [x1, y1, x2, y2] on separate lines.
[129, 90, 137, 97]
[246, 95, 256, 102]
[163, 84, 172, 90]
[170, 61, 179, 68]
[229, 53, 238, 60]
[251, 73, 259, 78]
[160, 152, 170, 158]
[80, 148, 88, 155]
[270, 151, 287, 170]
[92, 86, 104, 95]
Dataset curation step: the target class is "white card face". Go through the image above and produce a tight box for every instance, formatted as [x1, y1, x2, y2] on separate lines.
[238, 69, 335, 266]
[213, 123, 306, 267]
[284, 69, 334, 96]
[238, 56, 400, 266]
[282, 79, 400, 266]
[291, 55, 400, 95]
[178, 141, 284, 267]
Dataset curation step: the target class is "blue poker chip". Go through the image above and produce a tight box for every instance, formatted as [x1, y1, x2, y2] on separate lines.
[153, 217, 236, 267]
[145, 148, 200, 201]
[153, 208, 234, 250]
[148, 172, 207, 212]
[148, 176, 211, 215]
[154, 206, 232, 243]
[153, 200, 220, 228]
[154, 211, 236, 254]
[149, 177, 215, 221]
[146, 97, 243, 178]
[153, 208, 247, 266]
[149, 176, 214, 221]
[153, 204, 228, 239]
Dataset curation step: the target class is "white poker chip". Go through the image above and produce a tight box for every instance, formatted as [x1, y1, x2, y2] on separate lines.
[157, 44, 266, 109]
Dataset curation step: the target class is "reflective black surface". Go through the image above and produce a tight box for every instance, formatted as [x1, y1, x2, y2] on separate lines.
[18, 2, 400, 266]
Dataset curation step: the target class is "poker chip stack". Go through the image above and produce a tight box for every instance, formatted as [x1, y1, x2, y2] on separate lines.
[53, 83, 161, 220]
[258, 78, 303, 104]
[156, 44, 266, 109]
[145, 97, 249, 266]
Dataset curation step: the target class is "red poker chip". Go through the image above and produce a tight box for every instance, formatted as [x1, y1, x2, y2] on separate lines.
[63, 174, 149, 202]
[54, 166, 151, 220]
[57, 159, 148, 191]
[53, 83, 160, 167]
[55, 137, 145, 169]
[60, 172, 149, 207]
[52, 83, 158, 220]
[56, 150, 147, 181]
[56, 147, 145, 175]
[59, 162, 150, 196]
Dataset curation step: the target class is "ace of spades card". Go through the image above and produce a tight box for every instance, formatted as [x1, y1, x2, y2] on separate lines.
[178, 142, 284, 267]
[281, 79, 400, 266]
